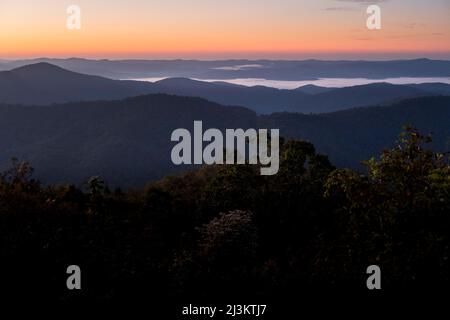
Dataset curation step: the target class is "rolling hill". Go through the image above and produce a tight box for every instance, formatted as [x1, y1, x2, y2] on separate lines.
[0, 94, 256, 186]
[259, 96, 450, 168]
[0, 94, 448, 186]
[150, 78, 448, 113]
[2, 63, 450, 114]
[151, 77, 310, 114]
[0, 62, 155, 105]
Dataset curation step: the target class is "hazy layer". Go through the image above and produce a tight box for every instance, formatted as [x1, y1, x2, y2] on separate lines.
[131, 77, 450, 90]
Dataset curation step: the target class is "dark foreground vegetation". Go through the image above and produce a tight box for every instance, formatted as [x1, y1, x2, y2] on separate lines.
[0, 128, 449, 303]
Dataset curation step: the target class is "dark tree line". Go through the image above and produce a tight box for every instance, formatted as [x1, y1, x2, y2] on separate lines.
[0, 127, 448, 302]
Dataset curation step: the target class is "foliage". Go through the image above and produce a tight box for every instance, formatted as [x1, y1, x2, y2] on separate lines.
[0, 128, 448, 300]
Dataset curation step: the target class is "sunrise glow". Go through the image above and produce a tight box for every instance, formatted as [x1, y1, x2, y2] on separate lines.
[0, 0, 449, 59]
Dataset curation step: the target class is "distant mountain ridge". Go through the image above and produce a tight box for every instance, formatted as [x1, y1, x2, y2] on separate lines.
[2, 63, 450, 114]
[1, 58, 450, 80]
[295, 84, 336, 95]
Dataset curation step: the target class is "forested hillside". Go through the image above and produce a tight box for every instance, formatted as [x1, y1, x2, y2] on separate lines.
[1, 95, 448, 186]
[1, 128, 448, 302]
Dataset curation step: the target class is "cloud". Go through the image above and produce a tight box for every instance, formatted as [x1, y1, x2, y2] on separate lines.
[212, 64, 264, 71]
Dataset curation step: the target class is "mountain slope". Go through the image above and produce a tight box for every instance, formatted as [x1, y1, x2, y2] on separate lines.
[259, 96, 450, 168]
[0, 62, 156, 105]
[0, 94, 256, 186]
[295, 84, 336, 95]
[152, 78, 437, 113]
[152, 77, 309, 114]
[0, 95, 448, 186]
[302, 82, 427, 113]
[408, 83, 450, 95]
[1, 63, 450, 114]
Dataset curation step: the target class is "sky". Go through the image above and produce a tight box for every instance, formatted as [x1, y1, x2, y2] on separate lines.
[0, 0, 449, 60]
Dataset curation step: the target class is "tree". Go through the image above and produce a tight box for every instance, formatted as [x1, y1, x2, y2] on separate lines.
[324, 127, 450, 286]
[198, 210, 258, 263]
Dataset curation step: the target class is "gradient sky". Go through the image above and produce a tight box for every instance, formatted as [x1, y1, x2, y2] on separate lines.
[1, 0, 449, 59]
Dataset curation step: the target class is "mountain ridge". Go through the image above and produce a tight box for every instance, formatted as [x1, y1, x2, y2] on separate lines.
[1, 58, 450, 80]
[1, 63, 450, 114]
[0, 94, 448, 186]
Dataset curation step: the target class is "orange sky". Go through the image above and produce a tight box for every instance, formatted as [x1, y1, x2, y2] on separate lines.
[1, 0, 449, 59]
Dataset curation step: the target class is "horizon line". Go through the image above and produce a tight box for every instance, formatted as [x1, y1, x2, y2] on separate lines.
[2, 56, 450, 62]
